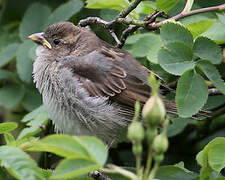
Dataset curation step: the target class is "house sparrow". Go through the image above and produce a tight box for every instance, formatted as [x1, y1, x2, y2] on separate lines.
[29, 21, 175, 145]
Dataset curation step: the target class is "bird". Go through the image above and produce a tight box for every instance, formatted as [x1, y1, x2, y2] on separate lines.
[29, 21, 176, 145]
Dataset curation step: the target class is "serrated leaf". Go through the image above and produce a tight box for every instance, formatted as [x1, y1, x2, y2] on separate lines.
[19, 3, 51, 41]
[193, 37, 222, 64]
[0, 70, 14, 80]
[186, 19, 216, 38]
[161, 22, 193, 46]
[202, 22, 225, 44]
[0, 122, 18, 134]
[51, 158, 101, 179]
[0, 146, 45, 180]
[158, 42, 194, 75]
[131, 34, 163, 63]
[217, 12, 225, 25]
[176, 69, 208, 117]
[86, 0, 129, 11]
[44, 0, 83, 27]
[136, 1, 155, 14]
[197, 60, 225, 95]
[156, 0, 179, 13]
[18, 110, 48, 139]
[0, 43, 19, 67]
[16, 40, 35, 83]
[0, 83, 25, 109]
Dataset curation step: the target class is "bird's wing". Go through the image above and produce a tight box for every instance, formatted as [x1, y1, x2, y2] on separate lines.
[57, 48, 151, 107]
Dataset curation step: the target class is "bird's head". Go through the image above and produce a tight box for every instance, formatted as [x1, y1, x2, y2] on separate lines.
[29, 21, 99, 59]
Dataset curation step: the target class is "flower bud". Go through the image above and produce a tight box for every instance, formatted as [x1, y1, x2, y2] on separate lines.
[146, 126, 157, 144]
[142, 95, 166, 126]
[152, 132, 168, 153]
[154, 154, 164, 163]
[127, 121, 145, 142]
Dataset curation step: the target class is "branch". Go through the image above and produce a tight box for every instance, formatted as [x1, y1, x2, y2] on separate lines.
[149, 3, 225, 29]
[117, 0, 142, 18]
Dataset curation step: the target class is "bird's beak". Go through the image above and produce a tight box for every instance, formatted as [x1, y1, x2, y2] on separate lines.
[28, 32, 52, 50]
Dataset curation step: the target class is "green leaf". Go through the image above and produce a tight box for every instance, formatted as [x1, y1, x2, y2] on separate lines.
[78, 136, 108, 165]
[0, 83, 25, 109]
[44, 0, 83, 27]
[217, 12, 225, 25]
[0, 70, 14, 80]
[16, 40, 35, 83]
[27, 135, 91, 159]
[86, 0, 129, 11]
[186, 19, 216, 38]
[0, 43, 19, 67]
[4, 133, 15, 144]
[193, 36, 222, 64]
[51, 158, 101, 179]
[136, 1, 155, 14]
[0, 146, 45, 180]
[0, 122, 17, 134]
[208, 143, 225, 173]
[19, 3, 51, 41]
[176, 69, 208, 117]
[18, 110, 48, 139]
[197, 60, 225, 95]
[167, 118, 194, 137]
[204, 95, 225, 110]
[22, 87, 42, 111]
[156, 0, 180, 13]
[158, 42, 194, 75]
[202, 22, 225, 44]
[156, 165, 198, 180]
[22, 105, 46, 122]
[161, 22, 193, 46]
[131, 34, 163, 63]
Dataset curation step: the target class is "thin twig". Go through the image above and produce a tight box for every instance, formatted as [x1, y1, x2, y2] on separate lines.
[117, 0, 143, 18]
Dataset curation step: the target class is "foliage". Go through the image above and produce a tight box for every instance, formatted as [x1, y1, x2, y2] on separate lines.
[0, 0, 225, 179]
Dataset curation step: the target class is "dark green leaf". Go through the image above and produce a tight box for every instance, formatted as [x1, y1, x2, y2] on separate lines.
[197, 60, 225, 95]
[100, 9, 119, 21]
[0, 146, 45, 180]
[51, 158, 101, 179]
[0, 122, 18, 134]
[204, 95, 225, 110]
[176, 69, 208, 117]
[19, 3, 51, 41]
[167, 118, 194, 137]
[0, 83, 25, 108]
[186, 19, 216, 38]
[86, 0, 128, 11]
[44, 0, 83, 27]
[156, 0, 180, 13]
[0, 43, 19, 67]
[16, 40, 35, 83]
[131, 34, 163, 63]
[158, 42, 194, 75]
[0, 70, 14, 80]
[193, 37, 222, 64]
[161, 22, 193, 46]
[22, 87, 42, 111]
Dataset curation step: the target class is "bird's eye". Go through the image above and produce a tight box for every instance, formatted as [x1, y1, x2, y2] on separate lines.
[53, 39, 61, 45]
